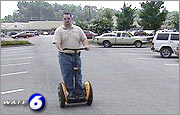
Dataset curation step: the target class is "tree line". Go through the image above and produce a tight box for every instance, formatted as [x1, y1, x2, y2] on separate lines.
[2, 1, 179, 34]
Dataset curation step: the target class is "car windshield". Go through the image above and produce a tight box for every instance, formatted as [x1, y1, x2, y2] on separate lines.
[102, 34, 116, 37]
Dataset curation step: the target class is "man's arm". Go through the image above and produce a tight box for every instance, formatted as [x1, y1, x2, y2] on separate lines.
[53, 27, 63, 52]
[55, 42, 63, 52]
[82, 39, 89, 51]
[79, 27, 90, 51]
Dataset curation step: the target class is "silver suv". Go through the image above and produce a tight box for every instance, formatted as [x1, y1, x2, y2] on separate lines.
[151, 32, 179, 58]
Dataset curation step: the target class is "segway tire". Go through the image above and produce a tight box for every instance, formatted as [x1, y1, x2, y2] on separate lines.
[58, 83, 65, 108]
[86, 82, 93, 105]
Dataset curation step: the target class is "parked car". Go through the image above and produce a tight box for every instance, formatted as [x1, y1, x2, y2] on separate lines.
[8, 31, 18, 37]
[11, 31, 34, 39]
[151, 32, 179, 58]
[157, 29, 174, 32]
[1, 32, 5, 37]
[134, 30, 148, 36]
[94, 31, 153, 48]
[29, 31, 39, 36]
[143, 30, 155, 36]
[84, 30, 98, 39]
[42, 31, 48, 35]
[175, 44, 179, 57]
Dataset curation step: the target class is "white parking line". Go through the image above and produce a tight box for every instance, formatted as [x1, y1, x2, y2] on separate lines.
[2, 53, 34, 57]
[165, 64, 179, 66]
[137, 58, 179, 61]
[1, 48, 34, 52]
[1, 71, 28, 77]
[1, 57, 33, 61]
[2, 62, 30, 67]
[2, 51, 34, 54]
[1, 46, 35, 51]
[137, 58, 151, 60]
[1, 88, 24, 95]
[117, 53, 153, 55]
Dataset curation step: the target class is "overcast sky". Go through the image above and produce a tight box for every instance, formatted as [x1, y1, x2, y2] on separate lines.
[1, 1, 179, 18]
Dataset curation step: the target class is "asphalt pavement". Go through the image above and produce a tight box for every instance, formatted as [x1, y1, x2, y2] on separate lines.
[1, 35, 179, 115]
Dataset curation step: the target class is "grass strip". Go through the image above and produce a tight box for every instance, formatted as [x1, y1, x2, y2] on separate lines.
[1, 40, 32, 46]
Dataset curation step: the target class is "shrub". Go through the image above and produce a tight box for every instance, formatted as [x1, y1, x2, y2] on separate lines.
[1, 40, 32, 46]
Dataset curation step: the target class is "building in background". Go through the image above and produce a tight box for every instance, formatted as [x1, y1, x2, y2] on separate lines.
[1, 21, 63, 35]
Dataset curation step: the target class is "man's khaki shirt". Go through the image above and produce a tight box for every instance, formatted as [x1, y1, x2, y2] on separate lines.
[53, 25, 87, 53]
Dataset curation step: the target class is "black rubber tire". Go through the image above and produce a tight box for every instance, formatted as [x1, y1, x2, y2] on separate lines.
[58, 83, 65, 108]
[86, 82, 93, 105]
[160, 47, 172, 58]
[103, 41, 111, 48]
[134, 41, 142, 48]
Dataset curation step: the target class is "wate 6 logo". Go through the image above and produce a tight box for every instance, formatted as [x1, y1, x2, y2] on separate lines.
[29, 93, 45, 111]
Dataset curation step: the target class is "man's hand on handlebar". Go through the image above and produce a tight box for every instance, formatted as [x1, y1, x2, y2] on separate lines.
[84, 45, 89, 51]
[58, 48, 64, 52]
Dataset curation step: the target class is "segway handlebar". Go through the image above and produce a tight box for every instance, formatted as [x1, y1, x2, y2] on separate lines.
[63, 47, 88, 51]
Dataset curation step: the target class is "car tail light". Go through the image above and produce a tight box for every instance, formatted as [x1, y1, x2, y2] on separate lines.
[177, 45, 179, 50]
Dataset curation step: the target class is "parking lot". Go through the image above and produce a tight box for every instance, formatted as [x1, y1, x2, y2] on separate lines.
[1, 36, 179, 114]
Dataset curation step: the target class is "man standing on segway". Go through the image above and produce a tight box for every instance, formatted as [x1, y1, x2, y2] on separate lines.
[53, 12, 89, 99]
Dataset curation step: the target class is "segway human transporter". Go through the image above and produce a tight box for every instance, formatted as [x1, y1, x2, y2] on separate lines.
[58, 48, 93, 108]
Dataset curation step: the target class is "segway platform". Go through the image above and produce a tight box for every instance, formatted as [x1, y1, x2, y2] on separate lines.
[58, 81, 93, 108]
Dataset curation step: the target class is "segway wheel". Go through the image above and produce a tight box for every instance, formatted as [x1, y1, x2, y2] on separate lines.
[58, 83, 65, 108]
[84, 81, 93, 105]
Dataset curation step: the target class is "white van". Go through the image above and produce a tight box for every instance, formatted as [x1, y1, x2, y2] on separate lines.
[151, 32, 179, 58]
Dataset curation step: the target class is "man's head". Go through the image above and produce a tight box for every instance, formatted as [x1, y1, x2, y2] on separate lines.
[62, 12, 73, 27]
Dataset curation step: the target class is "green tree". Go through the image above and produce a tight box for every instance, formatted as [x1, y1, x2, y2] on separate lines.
[75, 20, 88, 30]
[102, 8, 114, 32]
[91, 19, 104, 34]
[91, 8, 114, 34]
[115, 2, 136, 30]
[2, 15, 14, 22]
[16, 1, 55, 22]
[171, 13, 179, 31]
[138, 1, 168, 31]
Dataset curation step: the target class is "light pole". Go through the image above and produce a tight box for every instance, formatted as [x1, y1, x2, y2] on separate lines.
[88, 2, 90, 22]
[88, 2, 90, 30]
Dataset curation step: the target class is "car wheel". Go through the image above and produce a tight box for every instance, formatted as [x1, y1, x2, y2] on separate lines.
[160, 47, 172, 58]
[134, 41, 142, 48]
[103, 41, 111, 48]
